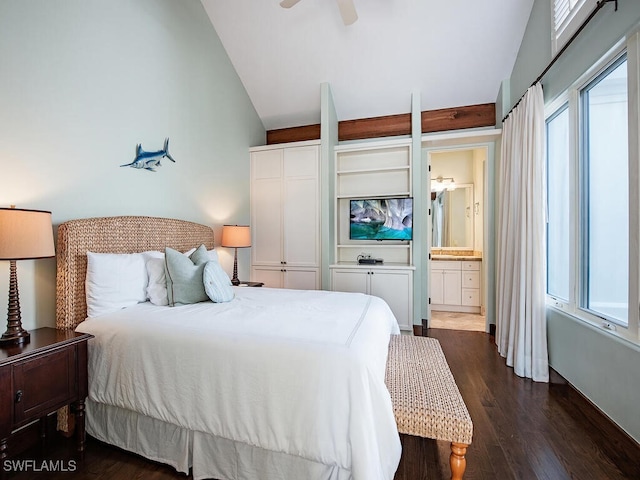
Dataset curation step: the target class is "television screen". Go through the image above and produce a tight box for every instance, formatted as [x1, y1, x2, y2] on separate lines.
[349, 198, 413, 240]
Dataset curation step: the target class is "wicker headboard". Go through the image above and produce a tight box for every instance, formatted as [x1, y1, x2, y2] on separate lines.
[55, 216, 215, 330]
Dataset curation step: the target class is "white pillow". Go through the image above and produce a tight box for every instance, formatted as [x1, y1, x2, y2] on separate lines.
[146, 257, 169, 306]
[86, 252, 152, 317]
[146, 248, 219, 306]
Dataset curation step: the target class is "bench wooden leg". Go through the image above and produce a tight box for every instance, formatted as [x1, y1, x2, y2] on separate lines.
[450, 442, 468, 480]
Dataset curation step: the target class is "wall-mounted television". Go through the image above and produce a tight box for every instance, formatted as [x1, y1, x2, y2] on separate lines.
[349, 197, 413, 241]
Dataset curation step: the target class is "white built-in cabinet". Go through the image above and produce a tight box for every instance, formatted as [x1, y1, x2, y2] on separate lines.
[330, 139, 414, 331]
[431, 260, 481, 313]
[250, 141, 320, 289]
[331, 268, 413, 331]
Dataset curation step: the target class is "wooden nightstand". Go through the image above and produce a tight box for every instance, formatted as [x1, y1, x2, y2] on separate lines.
[0, 328, 93, 476]
[238, 281, 264, 287]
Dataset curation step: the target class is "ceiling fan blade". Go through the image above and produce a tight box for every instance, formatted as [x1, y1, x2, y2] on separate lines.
[280, 0, 302, 8]
[337, 0, 357, 25]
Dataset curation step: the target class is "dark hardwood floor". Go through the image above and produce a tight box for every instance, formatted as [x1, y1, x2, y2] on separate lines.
[6, 329, 640, 479]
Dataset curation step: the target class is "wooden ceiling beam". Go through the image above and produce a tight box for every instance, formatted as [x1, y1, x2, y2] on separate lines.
[266, 124, 321, 145]
[265, 102, 496, 145]
[338, 113, 411, 142]
[421, 103, 495, 133]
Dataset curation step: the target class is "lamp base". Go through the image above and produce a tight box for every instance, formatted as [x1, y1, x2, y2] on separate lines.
[1, 260, 30, 347]
[231, 247, 241, 286]
[0, 328, 30, 346]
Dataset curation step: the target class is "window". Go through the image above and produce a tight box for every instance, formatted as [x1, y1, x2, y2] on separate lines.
[545, 38, 639, 343]
[554, 0, 581, 30]
[553, 0, 597, 54]
[579, 56, 629, 326]
[546, 105, 571, 302]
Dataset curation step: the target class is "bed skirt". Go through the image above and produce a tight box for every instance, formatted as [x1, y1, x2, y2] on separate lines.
[86, 400, 352, 480]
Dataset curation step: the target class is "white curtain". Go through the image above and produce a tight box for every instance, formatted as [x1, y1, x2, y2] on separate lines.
[496, 83, 549, 382]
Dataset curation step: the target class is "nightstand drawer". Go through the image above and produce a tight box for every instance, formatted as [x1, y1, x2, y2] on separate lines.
[13, 347, 75, 425]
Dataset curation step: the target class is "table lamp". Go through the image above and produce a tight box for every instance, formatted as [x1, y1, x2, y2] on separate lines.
[0, 207, 55, 346]
[221, 225, 251, 286]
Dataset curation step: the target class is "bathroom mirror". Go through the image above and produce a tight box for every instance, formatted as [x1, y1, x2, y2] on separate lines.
[431, 184, 474, 249]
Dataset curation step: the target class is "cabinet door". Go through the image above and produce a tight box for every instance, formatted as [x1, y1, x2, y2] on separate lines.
[430, 270, 444, 305]
[251, 266, 283, 288]
[283, 268, 319, 290]
[251, 150, 283, 266]
[331, 269, 368, 294]
[369, 270, 412, 331]
[283, 146, 319, 267]
[13, 347, 75, 425]
[442, 270, 462, 305]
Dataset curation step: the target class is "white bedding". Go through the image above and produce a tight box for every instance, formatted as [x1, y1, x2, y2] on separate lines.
[76, 287, 402, 480]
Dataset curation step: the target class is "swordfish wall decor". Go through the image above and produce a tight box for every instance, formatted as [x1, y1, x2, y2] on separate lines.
[121, 138, 176, 172]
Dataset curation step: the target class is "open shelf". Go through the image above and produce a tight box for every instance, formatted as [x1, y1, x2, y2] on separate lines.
[333, 140, 413, 267]
[336, 192, 411, 199]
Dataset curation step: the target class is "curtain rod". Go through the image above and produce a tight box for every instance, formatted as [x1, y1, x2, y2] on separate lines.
[502, 0, 618, 123]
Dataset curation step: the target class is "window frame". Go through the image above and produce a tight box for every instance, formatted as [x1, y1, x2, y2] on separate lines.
[578, 53, 629, 327]
[545, 102, 572, 303]
[545, 35, 640, 344]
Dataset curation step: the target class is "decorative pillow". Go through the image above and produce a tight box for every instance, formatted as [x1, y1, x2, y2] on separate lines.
[207, 249, 219, 262]
[184, 248, 219, 263]
[203, 260, 235, 303]
[147, 248, 219, 305]
[86, 252, 150, 317]
[164, 245, 210, 306]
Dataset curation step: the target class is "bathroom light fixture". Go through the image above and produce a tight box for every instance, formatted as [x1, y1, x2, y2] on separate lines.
[431, 176, 456, 192]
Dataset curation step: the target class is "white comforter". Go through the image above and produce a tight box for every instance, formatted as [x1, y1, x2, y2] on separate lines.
[76, 287, 402, 480]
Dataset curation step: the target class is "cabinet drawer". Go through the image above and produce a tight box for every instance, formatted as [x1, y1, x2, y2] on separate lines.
[252, 266, 320, 290]
[462, 271, 480, 288]
[461, 288, 480, 306]
[431, 260, 461, 271]
[462, 261, 481, 271]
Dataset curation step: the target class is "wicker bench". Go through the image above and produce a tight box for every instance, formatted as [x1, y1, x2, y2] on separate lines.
[385, 335, 473, 480]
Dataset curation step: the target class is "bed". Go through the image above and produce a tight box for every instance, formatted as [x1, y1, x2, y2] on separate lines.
[55, 216, 402, 480]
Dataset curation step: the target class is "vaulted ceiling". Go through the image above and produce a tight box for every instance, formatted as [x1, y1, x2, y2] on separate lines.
[201, 0, 534, 131]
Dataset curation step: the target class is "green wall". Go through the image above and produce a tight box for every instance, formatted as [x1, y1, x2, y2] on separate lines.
[0, 0, 265, 330]
[503, 0, 640, 442]
[547, 309, 640, 441]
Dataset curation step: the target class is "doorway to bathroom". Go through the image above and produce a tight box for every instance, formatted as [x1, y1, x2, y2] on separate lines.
[427, 145, 488, 332]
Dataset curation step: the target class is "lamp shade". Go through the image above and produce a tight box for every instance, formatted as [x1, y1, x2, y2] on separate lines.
[221, 225, 251, 248]
[0, 207, 55, 260]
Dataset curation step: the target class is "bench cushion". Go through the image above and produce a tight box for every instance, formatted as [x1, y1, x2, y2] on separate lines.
[385, 335, 473, 445]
